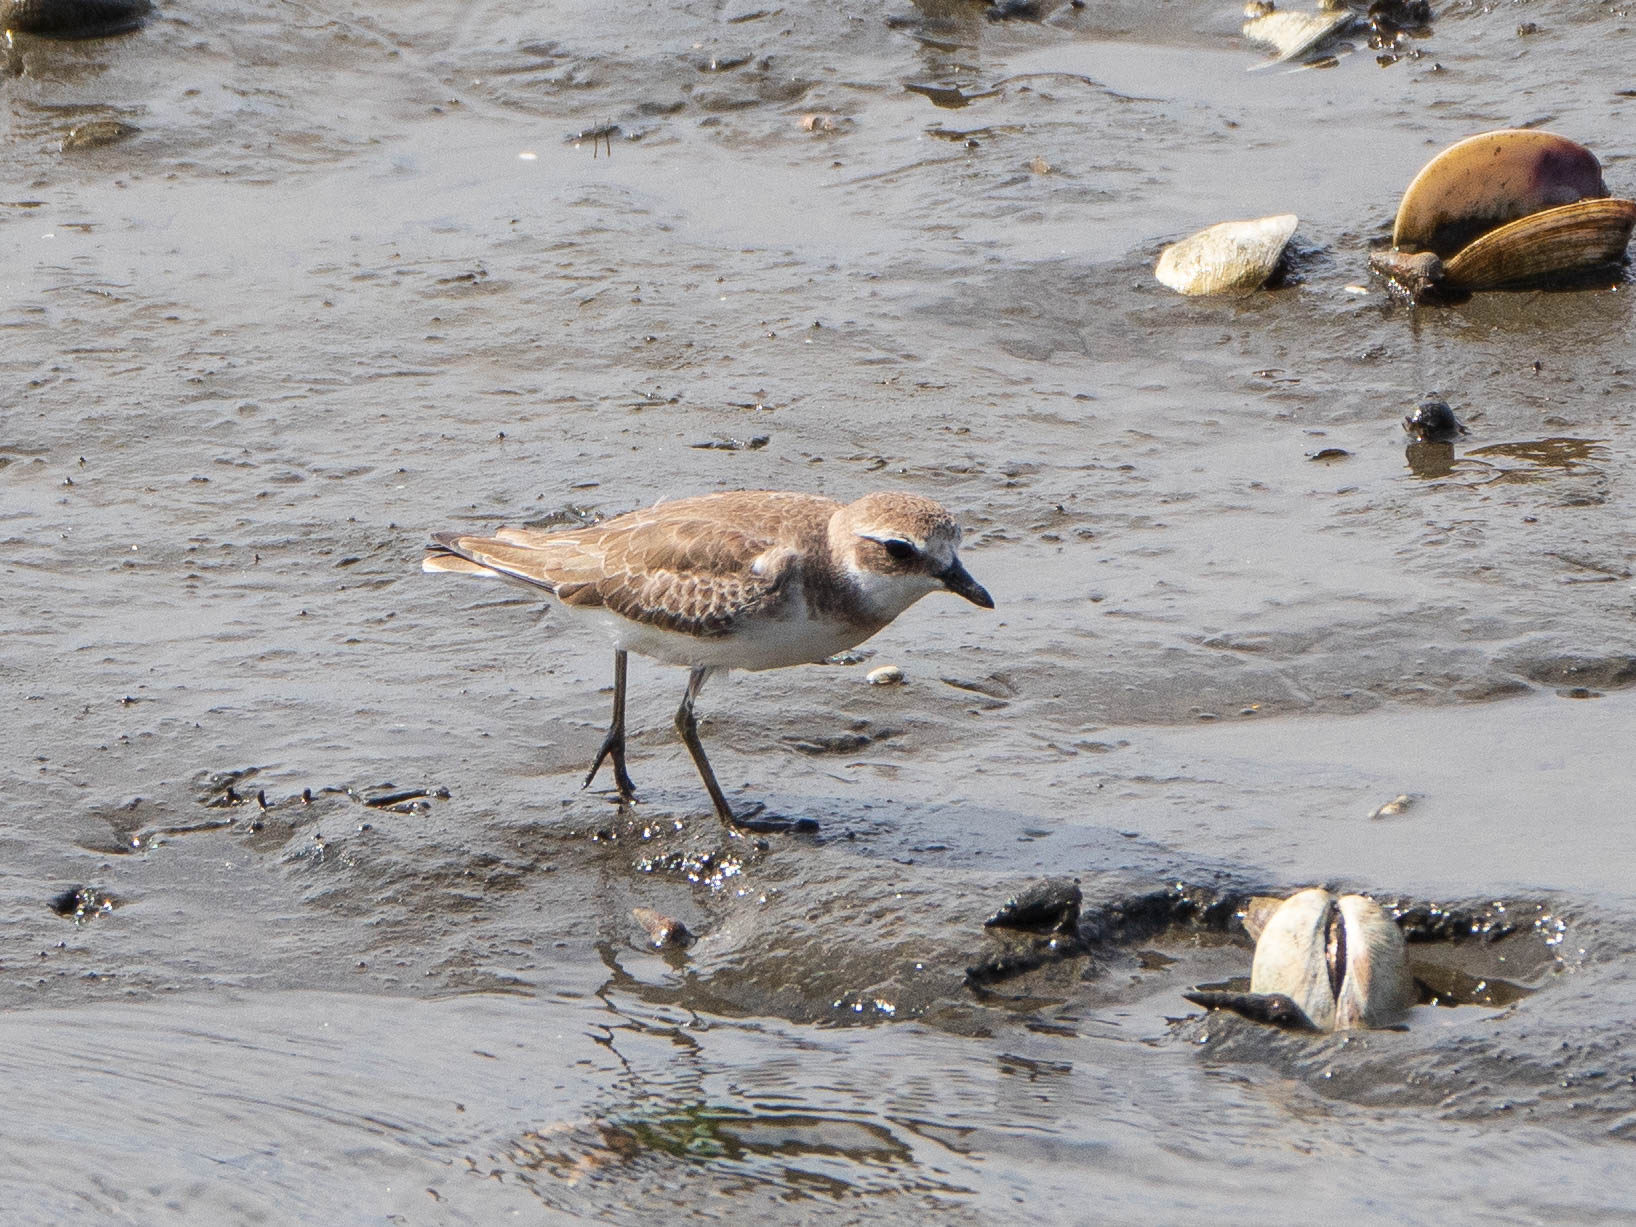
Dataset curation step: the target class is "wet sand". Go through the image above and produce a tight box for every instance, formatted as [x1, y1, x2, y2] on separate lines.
[5, 0, 1636, 1220]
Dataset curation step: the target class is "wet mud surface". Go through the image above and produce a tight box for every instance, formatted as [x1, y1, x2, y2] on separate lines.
[5, 0, 1636, 1221]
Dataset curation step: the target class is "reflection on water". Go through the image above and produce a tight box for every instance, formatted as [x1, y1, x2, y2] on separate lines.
[511, 1107, 934, 1200]
[1466, 437, 1610, 483]
[1404, 439, 1458, 479]
[1404, 436, 1609, 487]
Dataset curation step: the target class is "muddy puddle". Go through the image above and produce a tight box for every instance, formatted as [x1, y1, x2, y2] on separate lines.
[5, 0, 1636, 1220]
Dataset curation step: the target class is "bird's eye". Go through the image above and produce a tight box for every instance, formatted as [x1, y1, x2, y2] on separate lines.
[882, 539, 918, 562]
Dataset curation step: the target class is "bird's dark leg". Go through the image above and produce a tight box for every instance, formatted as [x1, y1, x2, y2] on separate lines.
[673, 666, 816, 835]
[583, 649, 637, 800]
[673, 665, 741, 825]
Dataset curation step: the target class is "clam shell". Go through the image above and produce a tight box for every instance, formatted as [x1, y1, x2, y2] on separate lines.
[1249, 888, 1336, 1028]
[1332, 894, 1415, 1030]
[1155, 213, 1299, 297]
[1440, 197, 1636, 290]
[1239, 894, 1286, 942]
[1392, 129, 1609, 257]
[1242, 9, 1352, 63]
[1249, 887, 1414, 1031]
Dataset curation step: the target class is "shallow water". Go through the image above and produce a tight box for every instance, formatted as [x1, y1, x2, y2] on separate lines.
[5, 0, 1636, 1220]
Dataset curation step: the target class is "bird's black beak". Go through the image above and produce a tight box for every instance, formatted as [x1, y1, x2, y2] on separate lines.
[940, 558, 994, 609]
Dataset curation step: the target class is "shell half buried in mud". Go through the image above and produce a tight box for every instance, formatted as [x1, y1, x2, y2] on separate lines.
[1242, 7, 1353, 64]
[1247, 887, 1415, 1031]
[1372, 129, 1636, 299]
[1155, 213, 1299, 297]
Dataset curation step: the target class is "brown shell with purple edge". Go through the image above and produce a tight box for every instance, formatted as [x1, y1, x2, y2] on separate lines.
[1375, 129, 1636, 297]
[1391, 129, 1608, 257]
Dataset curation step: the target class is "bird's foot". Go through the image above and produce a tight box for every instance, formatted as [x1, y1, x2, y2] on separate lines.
[723, 802, 818, 836]
[586, 785, 638, 810]
[582, 738, 637, 801]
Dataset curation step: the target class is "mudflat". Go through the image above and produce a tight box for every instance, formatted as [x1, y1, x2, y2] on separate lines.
[4, 1, 1635, 1220]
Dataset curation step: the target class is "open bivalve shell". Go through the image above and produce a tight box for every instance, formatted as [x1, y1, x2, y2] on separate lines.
[1155, 213, 1299, 297]
[1372, 129, 1636, 300]
[1441, 197, 1636, 290]
[1247, 888, 1415, 1031]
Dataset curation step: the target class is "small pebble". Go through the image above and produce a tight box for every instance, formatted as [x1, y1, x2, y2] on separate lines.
[632, 907, 693, 949]
[867, 665, 905, 686]
[1370, 794, 1414, 819]
[61, 120, 138, 153]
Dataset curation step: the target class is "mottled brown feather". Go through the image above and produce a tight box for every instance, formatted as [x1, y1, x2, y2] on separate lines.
[424, 492, 849, 639]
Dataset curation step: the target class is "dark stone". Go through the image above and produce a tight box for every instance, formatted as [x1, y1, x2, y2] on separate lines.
[2, 0, 152, 37]
[1402, 397, 1468, 443]
[1183, 989, 1320, 1031]
[984, 877, 1081, 933]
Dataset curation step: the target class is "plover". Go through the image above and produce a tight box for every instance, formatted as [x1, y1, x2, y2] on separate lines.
[424, 489, 993, 832]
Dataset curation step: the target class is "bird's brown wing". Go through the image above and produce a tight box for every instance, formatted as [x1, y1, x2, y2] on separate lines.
[424, 501, 814, 638]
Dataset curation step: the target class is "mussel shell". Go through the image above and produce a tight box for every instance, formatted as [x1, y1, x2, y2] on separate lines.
[1402, 397, 1467, 443]
[1440, 197, 1636, 290]
[1239, 894, 1286, 942]
[1154, 213, 1299, 297]
[61, 119, 139, 152]
[1392, 129, 1608, 258]
[631, 906, 694, 949]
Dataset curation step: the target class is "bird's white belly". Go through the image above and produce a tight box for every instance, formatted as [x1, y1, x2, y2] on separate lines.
[573, 601, 875, 672]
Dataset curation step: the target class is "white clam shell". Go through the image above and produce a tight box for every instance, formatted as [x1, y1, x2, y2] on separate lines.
[1249, 887, 1415, 1031]
[1155, 213, 1299, 297]
[1242, 8, 1351, 63]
